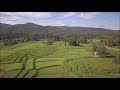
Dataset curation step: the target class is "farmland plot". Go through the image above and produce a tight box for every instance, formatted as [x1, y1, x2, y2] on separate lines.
[0, 41, 120, 78]
[2, 70, 21, 78]
[0, 63, 23, 71]
[35, 61, 62, 69]
[25, 58, 34, 70]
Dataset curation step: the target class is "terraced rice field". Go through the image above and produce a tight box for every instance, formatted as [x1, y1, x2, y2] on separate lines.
[0, 41, 120, 78]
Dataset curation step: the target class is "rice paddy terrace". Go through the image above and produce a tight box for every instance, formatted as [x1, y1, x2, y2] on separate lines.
[0, 40, 120, 78]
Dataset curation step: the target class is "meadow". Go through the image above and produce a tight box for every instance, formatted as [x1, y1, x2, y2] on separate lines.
[0, 40, 120, 78]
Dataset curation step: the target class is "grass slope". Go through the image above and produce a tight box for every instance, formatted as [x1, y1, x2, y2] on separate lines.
[0, 40, 120, 78]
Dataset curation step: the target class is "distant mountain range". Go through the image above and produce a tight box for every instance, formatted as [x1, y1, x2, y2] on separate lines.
[0, 23, 119, 36]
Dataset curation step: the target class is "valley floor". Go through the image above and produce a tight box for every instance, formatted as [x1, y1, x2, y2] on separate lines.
[0, 41, 120, 78]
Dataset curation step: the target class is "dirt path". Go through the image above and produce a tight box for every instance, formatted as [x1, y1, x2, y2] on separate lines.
[78, 49, 92, 77]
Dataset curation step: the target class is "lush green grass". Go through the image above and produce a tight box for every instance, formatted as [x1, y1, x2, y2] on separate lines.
[36, 73, 66, 78]
[17, 70, 29, 78]
[0, 63, 23, 71]
[35, 58, 62, 62]
[2, 70, 21, 78]
[107, 47, 120, 56]
[38, 66, 63, 75]
[35, 61, 62, 69]
[0, 40, 120, 78]
[0, 71, 6, 78]
[25, 58, 34, 70]
[24, 70, 37, 78]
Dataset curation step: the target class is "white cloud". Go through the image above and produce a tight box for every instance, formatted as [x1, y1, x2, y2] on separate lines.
[1, 15, 25, 25]
[62, 12, 76, 18]
[15, 12, 52, 18]
[0, 12, 52, 18]
[0, 12, 52, 24]
[78, 12, 101, 19]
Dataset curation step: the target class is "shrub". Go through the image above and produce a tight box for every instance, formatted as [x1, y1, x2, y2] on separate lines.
[45, 39, 53, 45]
[68, 40, 80, 46]
[79, 44, 84, 47]
[3, 39, 18, 46]
[93, 44, 107, 57]
[93, 44, 97, 52]
[80, 38, 87, 44]
[97, 45, 107, 57]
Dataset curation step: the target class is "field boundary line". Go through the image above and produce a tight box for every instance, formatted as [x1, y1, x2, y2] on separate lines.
[36, 65, 61, 70]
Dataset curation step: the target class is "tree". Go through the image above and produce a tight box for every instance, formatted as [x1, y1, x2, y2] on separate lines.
[45, 39, 53, 45]
[96, 45, 107, 57]
[93, 44, 97, 52]
[68, 38, 80, 46]
[93, 44, 107, 57]
[31, 34, 39, 41]
[114, 38, 120, 46]
[23, 36, 31, 42]
[78, 38, 87, 44]
[104, 38, 120, 47]
[99, 39, 105, 45]
[3, 39, 18, 46]
[52, 36, 60, 41]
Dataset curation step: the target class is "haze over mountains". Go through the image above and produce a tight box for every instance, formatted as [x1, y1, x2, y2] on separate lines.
[0, 23, 119, 36]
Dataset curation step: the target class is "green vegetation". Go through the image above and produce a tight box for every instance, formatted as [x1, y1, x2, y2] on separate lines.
[0, 23, 120, 78]
[0, 63, 23, 70]
[0, 40, 119, 78]
[44, 39, 53, 45]
[35, 61, 62, 69]
[2, 70, 21, 78]
[38, 66, 63, 75]
[93, 44, 107, 57]
[24, 70, 37, 78]
[113, 55, 120, 64]
[68, 40, 80, 46]
[17, 70, 29, 78]
[26, 58, 34, 70]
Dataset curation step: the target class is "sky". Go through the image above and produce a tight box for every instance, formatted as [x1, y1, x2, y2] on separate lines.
[0, 12, 120, 30]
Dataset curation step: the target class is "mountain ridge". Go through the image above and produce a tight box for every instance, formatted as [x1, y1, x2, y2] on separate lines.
[0, 22, 119, 31]
[0, 23, 119, 36]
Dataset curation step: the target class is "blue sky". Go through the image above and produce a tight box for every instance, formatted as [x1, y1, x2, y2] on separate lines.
[0, 12, 119, 30]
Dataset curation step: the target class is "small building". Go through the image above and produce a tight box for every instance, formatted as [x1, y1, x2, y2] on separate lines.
[94, 52, 99, 57]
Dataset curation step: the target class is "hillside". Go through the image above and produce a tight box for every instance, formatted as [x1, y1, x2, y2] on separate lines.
[0, 23, 119, 36]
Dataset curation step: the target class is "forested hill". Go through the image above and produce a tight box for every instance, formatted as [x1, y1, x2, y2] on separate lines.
[0, 23, 119, 36]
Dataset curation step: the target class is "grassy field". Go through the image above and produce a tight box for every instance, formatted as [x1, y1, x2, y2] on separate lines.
[0, 40, 120, 78]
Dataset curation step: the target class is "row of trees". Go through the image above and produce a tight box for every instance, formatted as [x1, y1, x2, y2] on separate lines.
[44, 39, 53, 45]
[3, 39, 18, 46]
[68, 40, 80, 46]
[67, 37, 88, 46]
[2, 33, 89, 46]
[1, 31, 119, 47]
[100, 38, 120, 47]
